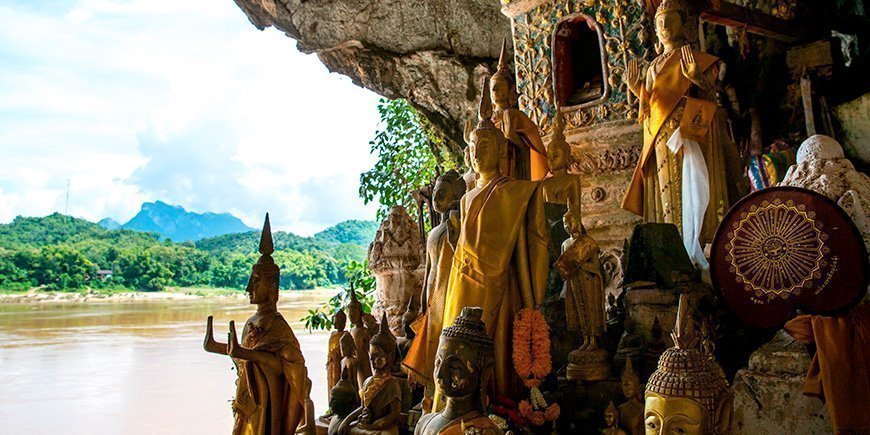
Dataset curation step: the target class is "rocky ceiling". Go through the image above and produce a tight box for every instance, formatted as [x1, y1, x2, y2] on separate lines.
[232, 0, 512, 151]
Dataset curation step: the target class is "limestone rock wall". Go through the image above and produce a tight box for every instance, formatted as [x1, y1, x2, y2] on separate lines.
[232, 0, 511, 148]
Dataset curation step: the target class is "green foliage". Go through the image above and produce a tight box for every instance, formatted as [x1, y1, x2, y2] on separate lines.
[0, 214, 377, 292]
[359, 98, 458, 219]
[302, 260, 376, 332]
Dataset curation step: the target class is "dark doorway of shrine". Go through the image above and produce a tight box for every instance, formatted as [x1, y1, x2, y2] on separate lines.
[554, 14, 607, 108]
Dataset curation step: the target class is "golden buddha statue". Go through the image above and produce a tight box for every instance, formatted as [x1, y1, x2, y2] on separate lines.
[203, 214, 309, 435]
[337, 313, 403, 435]
[622, 0, 744, 268]
[644, 295, 732, 434]
[404, 169, 466, 410]
[329, 368, 361, 435]
[328, 309, 350, 406]
[439, 77, 550, 402]
[491, 38, 549, 181]
[348, 287, 373, 382]
[603, 401, 628, 435]
[618, 360, 644, 435]
[541, 113, 580, 206]
[415, 307, 504, 435]
[341, 332, 364, 393]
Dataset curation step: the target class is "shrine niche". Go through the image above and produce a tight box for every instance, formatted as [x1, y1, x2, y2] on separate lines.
[502, 0, 652, 248]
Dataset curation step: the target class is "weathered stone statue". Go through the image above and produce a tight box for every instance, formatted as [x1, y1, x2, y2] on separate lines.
[340, 332, 363, 393]
[329, 368, 361, 435]
[348, 288, 373, 382]
[203, 214, 309, 435]
[327, 309, 350, 406]
[368, 205, 422, 334]
[440, 77, 549, 401]
[556, 197, 609, 381]
[623, 0, 744, 268]
[644, 295, 732, 435]
[603, 401, 628, 435]
[490, 38, 548, 181]
[618, 360, 644, 435]
[614, 318, 645, 374]
[337, 313, 403, 435]
[642, 317, 667, 380]
[404, 169, 466, 409]
[415, 307, 504, 435]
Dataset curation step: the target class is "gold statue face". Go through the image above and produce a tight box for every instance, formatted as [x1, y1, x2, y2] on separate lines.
[369, 343, 392, 372]
[470, 131, 503, 176]
[489, 76, 511, 108]
[563, 211, 583, 238]
[347, 302, 362, 325]
[434, 341, 475, 397]
[654, 11, 684, 46]
[547, 143, 569, 172]
[605, 407, 619, 427]
[644, 393, 706, 435]
[432, 180, 456, 214]
[622, 374, 640, 399]
[246, 266, 276, 304]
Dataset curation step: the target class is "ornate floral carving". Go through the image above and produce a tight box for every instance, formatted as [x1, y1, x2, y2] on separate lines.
[569, 147, 639, 175]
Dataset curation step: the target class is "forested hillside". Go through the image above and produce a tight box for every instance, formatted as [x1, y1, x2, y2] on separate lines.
[0, 213, 374, 292]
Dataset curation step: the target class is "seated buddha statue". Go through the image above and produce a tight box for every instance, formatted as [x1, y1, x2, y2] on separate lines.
[415, 307, 504, 435]
[603, 401, 627, 435]
[329, 368, 361, 435]
[203, 214, 309, 435]
[337, 313, 403, 435]
[614, 318, 645, 374]
[644, 295, 732, 434]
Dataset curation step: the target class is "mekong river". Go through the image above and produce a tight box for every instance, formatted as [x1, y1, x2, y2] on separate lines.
[0, 291, 333, 434]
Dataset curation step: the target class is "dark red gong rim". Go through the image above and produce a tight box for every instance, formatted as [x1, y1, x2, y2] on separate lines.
[710, 186, 868, 329]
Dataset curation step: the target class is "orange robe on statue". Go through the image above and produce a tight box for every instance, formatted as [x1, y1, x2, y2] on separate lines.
[439, 176, 549, 405]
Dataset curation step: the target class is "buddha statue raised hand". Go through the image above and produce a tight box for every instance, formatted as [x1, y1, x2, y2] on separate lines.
[203, 214, 310, 435]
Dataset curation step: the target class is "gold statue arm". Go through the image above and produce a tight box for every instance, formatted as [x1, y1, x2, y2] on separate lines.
[227, 320, 283, 373]
[680, 46, 717, 97]
[203, 315, 228, 355]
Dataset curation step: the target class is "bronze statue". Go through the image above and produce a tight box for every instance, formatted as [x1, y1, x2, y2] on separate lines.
[603, 401, 627, 435]
[203, 214, 310, 435]
[327, 310, 350, 405]
[623, 0, 744, 268]
[618, 360, 644, 435]
[541, 113, 580, 206]
[644, 295, 733, 434]
[490, 38, 549, 181]
[337, 313, 402, 435]
[340, 332, 363, 393]
[439, 77, 549, 403]
[329, 368, 361, 435]
[348, 287, 373, 381]
[396, 297, 417, 363]
[415, 307, 504, 435]
[404, 169, 466, 410]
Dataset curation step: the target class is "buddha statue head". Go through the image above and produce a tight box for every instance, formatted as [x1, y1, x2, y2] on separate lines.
[622, 359, 642, 401]
[334, 309, 347, 332]
[471, 77, 508, 179]
[605, 401, 621, 429]
[489, 38, 517, 110]
[247, 213, 280, 305]
[644, 295, 732, 435]
[369, 312, 397, 373]
[346, 285, 363, 327]
[340, 330, 356, 359]
[433, 169, 466, 214]
[654, 0, 687, 48]
[547, 113, 574, 174]
[563, 195, 584, 239]
[435, 307, 495, 407]
[330, 367, 358, 418]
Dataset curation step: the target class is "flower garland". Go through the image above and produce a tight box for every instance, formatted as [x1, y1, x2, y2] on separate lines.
[512, 308, 560, 425]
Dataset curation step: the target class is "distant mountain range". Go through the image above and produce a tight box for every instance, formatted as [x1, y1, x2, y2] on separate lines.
[98, 201, 255, 242]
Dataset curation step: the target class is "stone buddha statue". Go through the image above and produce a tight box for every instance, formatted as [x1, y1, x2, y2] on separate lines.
[490, 38, 548, 181]
[644, 295, 732, 435]
[329, 368, 361, 435]
[340, 331, 363, 393]
[203, 214, 309, 435]
[603, 401, 628, 435]
[439, 77, 550, 403]
[623, 0, 744, 268]
[404, 169, 466, 410]
[415, 307, 504, 435]
[337, 313, 403, 435]
[642, 316, 667, 380]
[618, 360, 644, 435]
[348, 287, 373, 382]
[327, 309, 350, 406]
[614, 318, 645, 374]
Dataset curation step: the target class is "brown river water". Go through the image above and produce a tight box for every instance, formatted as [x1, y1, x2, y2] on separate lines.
[0, 291, 333, 434]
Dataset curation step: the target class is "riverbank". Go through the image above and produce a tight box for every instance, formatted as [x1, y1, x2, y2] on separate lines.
[0, 287, 337, 304]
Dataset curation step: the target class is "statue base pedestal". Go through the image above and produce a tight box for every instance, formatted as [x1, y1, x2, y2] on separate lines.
[566, 347, 610, 381]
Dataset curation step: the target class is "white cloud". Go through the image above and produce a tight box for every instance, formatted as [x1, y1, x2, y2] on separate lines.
[0, 0, 382, 235]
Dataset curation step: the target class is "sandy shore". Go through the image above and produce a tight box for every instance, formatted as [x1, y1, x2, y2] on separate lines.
[0, 288, 337, 304]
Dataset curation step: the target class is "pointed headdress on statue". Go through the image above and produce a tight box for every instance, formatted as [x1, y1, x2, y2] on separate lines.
[252, 213, 280, 281]
[490, 38, 518, 104]
[471, 77, 508, 154]
[655, 0, 685, 18]
[369, 312, 397, 356]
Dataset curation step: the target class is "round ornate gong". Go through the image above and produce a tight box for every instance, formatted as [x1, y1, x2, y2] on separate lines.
[711, 187, 868, 328]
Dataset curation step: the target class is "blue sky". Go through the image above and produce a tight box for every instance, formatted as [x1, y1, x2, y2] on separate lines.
[0, 0, 381, 235]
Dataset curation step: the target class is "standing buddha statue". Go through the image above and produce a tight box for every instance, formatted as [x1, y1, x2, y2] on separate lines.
[203, 214, 309, 435]
[348, 287, 373, 382]
[622, 0, 744, 268]
[404, 169, 466, 410]
[439, 77, 550, 402]
[337, 313, 403, 435]
[644, 295, 733, 434]
[341, 332, 363, 393]
[490, 38, 549, 181]
[603, 401, 628, 435]
[618, 359, 644, 435]
[415, 307, 504, 435]
[327, 309, 350, 407]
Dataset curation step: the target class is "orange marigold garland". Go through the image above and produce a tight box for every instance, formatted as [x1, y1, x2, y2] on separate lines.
[513, 308, 559, 425]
